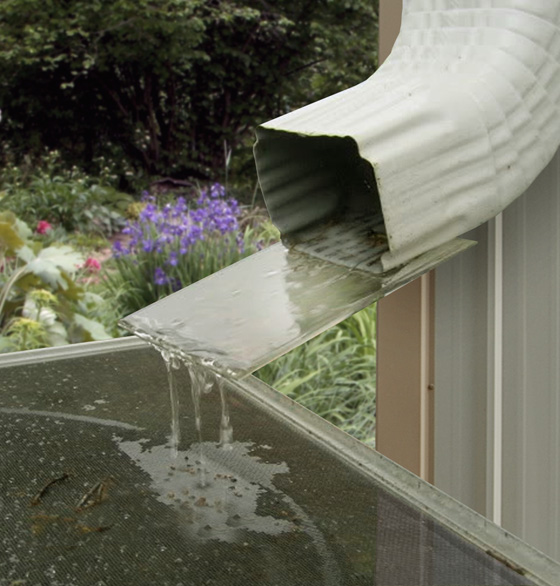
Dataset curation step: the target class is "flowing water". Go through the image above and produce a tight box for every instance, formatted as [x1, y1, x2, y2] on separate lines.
[123, 236, 386, 477]
[121, 233, 471, 510]
[217, 375, 234, 448]
[159, 348, 232, 490]
[161, 349, 182, 458]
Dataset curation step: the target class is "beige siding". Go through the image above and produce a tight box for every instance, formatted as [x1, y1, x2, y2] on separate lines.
[435, 151, 560, 561]
[434, 225, 489, 515]
[502, 154, 560, 558]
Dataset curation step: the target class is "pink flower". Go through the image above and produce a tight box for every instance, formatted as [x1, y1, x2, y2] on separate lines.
[84, 257, 101, 272]
[36, 220, 52, 234]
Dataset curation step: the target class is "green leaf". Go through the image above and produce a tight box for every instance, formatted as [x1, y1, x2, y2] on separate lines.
[25, 245, 84, 289]
[73, 313, 111, 341]
[0, 212, 29, 254]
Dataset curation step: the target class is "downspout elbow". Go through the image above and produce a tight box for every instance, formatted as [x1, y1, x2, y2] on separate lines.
[254, 1, 560, 270]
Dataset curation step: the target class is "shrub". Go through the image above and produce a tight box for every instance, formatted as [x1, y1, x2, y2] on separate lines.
[103, 183, 270, 317]
[0, 0, 378, 182]
[0, 152, 132, 235]
[0, 211, 112, 352]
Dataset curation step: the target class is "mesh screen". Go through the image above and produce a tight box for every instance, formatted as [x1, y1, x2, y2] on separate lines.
[0, 346, 533, 586]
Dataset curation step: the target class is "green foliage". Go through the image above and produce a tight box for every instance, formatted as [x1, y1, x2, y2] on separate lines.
[0, 0, 378, 182]
[0, 211, 112, 352]
[284, 0, 379, 104]
[256, 304, 377, 445]
[0, 152, 133, 234]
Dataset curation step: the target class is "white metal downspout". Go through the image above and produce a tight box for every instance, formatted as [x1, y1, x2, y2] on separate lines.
[254, 0, 560, 273]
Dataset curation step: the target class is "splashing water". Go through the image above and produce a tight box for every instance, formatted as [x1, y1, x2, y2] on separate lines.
[161, 350, 182, 458]
[217, 375, 234, 448]
[157, 345, 234, 491]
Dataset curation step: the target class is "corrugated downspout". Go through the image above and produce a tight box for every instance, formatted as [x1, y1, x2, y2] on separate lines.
[254, 1, 560, 271]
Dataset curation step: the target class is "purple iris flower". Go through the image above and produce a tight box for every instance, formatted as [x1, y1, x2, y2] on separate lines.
[154, 267, 169, 285]
[113, 182, 245, 287]
[142, 238, 155, 253]
[167, 251, 179, 266]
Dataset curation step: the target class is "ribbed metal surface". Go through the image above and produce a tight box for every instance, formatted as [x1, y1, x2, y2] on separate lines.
[255, 1, 560, 270]
[502, 152, 560, 561]
[434, 150, 560, 563]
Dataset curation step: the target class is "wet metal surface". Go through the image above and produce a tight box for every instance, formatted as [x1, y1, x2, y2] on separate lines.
[120, 238, 473, 378]
[0, 344, 541, 585]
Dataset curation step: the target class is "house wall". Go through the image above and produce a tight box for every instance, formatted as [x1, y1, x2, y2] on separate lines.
[435, 153, 560, 561]
[376, 0, 560, 563]
[434, 225, 489, 516]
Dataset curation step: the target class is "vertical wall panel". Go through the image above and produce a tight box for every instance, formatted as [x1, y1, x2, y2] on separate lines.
[435, 150, 560, 562]
[502, 152, 560, 561]
[501, 195, 528, 541]
[434, 226, 489, 515]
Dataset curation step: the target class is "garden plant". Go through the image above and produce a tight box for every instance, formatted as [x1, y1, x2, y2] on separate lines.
[104, 183, 275, 317]
[0, 211, 112, 352]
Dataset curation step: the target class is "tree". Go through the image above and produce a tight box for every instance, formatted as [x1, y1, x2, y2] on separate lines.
[0, 0, 378, 183]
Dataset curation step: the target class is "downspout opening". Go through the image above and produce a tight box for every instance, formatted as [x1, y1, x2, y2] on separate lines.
[254, 127, 389, 270]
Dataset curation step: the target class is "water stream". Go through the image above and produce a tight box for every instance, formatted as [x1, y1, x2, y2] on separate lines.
[121, 234, 470, 499]
[127, 241, 382, 473]
[217, 375, 234, 448]
[123, 239, 463, 457]
[161, 349, 182, 458]
[159, 348, 231, 491]
[118, 228, 471, 583]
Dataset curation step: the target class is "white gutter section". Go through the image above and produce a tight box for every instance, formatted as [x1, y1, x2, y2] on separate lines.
[254, 0, 560, 271]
